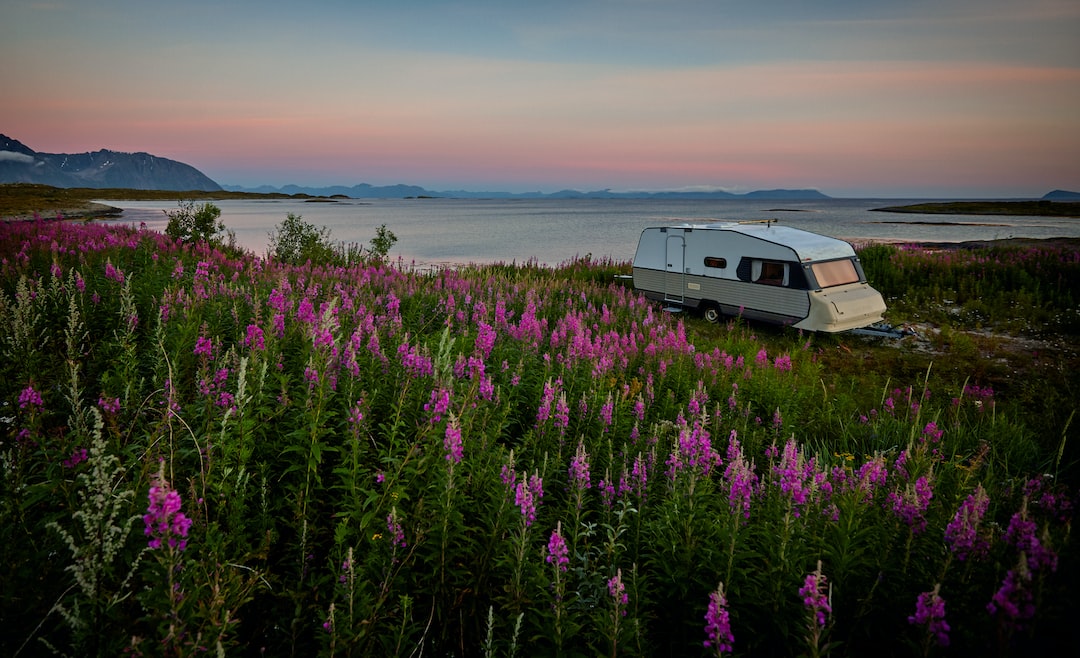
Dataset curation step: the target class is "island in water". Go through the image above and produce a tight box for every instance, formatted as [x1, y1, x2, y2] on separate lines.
[872, 200, 1080, 218]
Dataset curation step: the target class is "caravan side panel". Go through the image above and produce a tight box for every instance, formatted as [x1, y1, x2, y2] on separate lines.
[632, 266, 668, 300]
[691, 273, 810, 322]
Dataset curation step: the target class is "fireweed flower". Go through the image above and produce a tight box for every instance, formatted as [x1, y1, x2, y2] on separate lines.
[773, 438, 816, 516]
[98, 395, 121, 415]
[399, 340, 435, 378]
[193, 335, 214, 359]
[669, 415, 720, 478]
[944, 484, 991, 561]
[546, 522, 569, 572]
[908, 585, 950, 647]
[243, 324, 265, 351]
[475, 321, 496, 359]
[987, 565, 1036, 629]
[323, 603, 335, 634]
[600, 393, 615, 429]
[500, 451, 517, 488]
[723, 432, 758, 520]
[103, 260, 125, 283]
[1004, 500, 1058, 573]
[347, 401, 364, 429]
[424, 387, 451, 423]
[339, 552, 353, 584]
[443, 416, 464, 464]
[387, 507, 406, 548]
[921, 421, 944, 444]
[599, 472, 617, 509]
[851, 455, 888, 502]
[687, 381, 708, 419]
[568, 440, 591, 491]
[536, 379, 557, 425]
[703, 582, 734, 654]
[18, 385, 43, 410]
[514, 471, 544, 526]
[755, 348, 768, 367]
[888, 475, 934, 535]
[630, 452, 649, 501]
[799, 561, 831, 628]
[608, 568, 629, 614]
[143, 471, 193, 551]
[552, 393, 569, 432]
[63, 448, 88, 469]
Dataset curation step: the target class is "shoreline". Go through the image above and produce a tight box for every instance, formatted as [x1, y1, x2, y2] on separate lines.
[1, 201, 123, 222]
[6, 212, 1078, 255]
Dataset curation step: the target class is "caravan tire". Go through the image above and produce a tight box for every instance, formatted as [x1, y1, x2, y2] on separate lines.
[703, 305, 722, 324]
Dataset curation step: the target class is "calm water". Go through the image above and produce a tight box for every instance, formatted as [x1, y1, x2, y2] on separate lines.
[95, 197, 1080, 266]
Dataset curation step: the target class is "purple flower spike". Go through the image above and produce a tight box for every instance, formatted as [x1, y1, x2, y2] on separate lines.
[704, 582, 735, 654]
[143, 470, 193, 551]
[546, 522, 569, 572]
[799, 561, 831, 628]
[908, 585, 950, 647]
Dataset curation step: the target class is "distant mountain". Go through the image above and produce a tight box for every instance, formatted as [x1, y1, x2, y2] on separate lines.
[1043, 189, 1080, 200]
[226, 183, 430, 198]
[222, 182, 831, 200]
[0, 134, 221, 191]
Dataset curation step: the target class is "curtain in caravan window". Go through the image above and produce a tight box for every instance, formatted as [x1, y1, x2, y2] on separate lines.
[753, 261, 787, 285]
[811, 259, 860, 287]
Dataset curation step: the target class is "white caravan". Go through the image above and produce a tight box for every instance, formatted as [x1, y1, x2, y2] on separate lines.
[632, 221, 886, 332]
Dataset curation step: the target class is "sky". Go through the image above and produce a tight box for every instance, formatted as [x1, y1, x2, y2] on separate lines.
[2, 0, 1078, 197]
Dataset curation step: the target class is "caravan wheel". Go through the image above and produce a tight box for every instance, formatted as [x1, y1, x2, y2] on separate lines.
[703, 305, 722, 324]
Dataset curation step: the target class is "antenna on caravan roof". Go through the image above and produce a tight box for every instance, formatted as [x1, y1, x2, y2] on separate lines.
[736, 218, 778, 226]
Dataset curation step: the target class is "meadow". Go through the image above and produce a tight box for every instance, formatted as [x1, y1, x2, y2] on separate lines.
[1, 218, 1076, 656]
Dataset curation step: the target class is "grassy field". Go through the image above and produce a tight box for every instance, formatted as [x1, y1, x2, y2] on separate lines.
[1, 217, 1077, 656]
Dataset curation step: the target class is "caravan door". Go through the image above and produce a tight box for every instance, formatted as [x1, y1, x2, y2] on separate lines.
[665, 234, 685, 303]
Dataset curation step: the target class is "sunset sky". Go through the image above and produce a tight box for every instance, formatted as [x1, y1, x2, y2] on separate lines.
[2, 0, 1078, 197]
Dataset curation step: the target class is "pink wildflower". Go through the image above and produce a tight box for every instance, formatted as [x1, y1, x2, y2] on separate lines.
[704, 583, 734, 654]
[143, 471, 193, 551]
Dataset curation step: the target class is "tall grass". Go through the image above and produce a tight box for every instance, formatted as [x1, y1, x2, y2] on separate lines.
[859, 242, 1080, 335]
[1, 219, 1075, 656]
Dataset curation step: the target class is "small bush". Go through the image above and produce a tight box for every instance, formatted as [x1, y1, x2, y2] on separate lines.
[267, 213, 338, 266]
[164, 200, 225, 245]
[368, 223, 397, 262]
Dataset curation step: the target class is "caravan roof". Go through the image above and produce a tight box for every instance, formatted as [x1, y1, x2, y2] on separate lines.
[672, 222, 857, 262]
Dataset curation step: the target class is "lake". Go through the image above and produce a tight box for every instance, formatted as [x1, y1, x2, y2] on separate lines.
[94, 197, 1080, 266]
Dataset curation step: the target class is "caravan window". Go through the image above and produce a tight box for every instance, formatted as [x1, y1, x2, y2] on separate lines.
[704, 257, 727, 269]
[736, 258, 808, 288]
[811, 259, 860, 288]
[753, 260, 787, 286]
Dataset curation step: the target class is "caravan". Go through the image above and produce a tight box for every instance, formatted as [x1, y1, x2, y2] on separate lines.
[632, 221, 886, 332]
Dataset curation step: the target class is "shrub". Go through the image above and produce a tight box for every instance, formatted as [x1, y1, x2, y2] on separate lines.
[267, 213, 338, 266]
[164, 200, 225, 245]
[369, 223, 397, 262]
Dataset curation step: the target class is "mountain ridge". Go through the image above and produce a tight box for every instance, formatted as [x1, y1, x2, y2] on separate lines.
[221, 183, 833, 200]
[0, 134, 222, 192]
